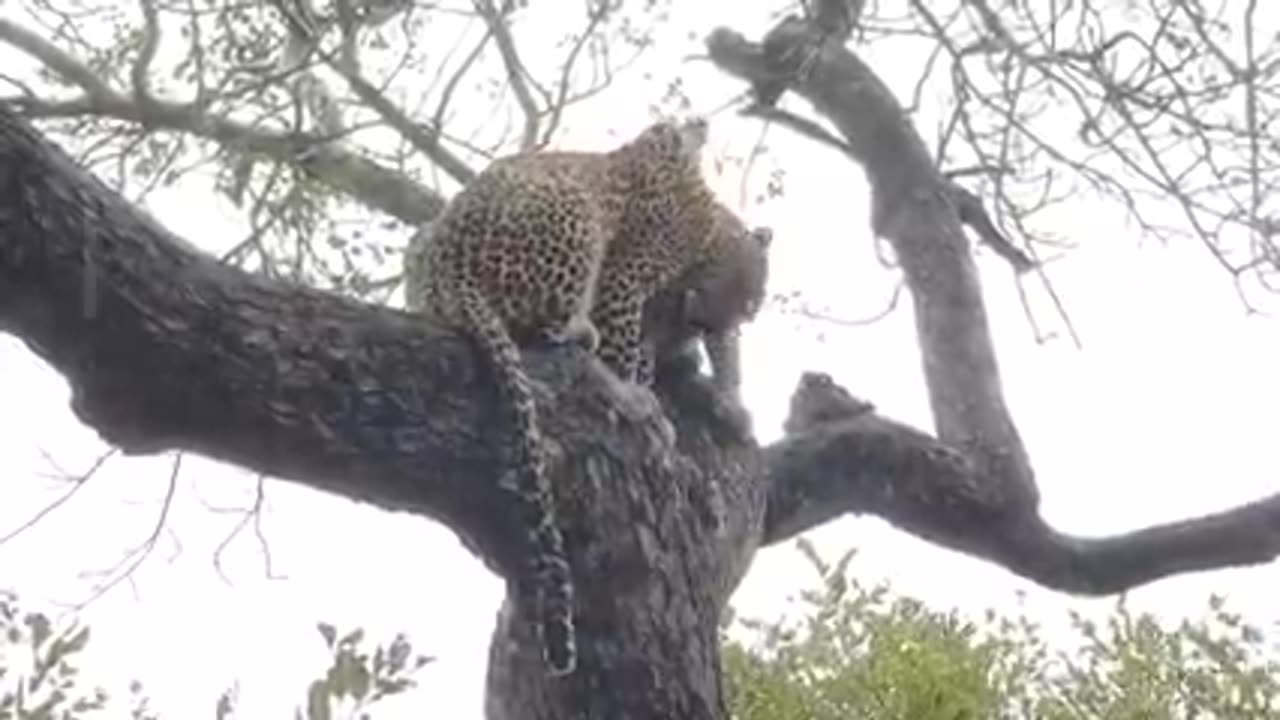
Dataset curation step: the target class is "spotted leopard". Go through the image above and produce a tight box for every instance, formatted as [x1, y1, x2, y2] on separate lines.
[404, 117, 714, 675]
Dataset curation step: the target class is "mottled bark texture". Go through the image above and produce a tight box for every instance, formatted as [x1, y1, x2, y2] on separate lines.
[2, 5, 1280, 716]
[0, 101, 760, 719]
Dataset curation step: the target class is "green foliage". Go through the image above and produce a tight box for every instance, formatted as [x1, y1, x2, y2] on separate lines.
[0, 589, 111, 720]
[298, 622, 434, 720]
[722, 539, 1280, 720]
[3, 541, 1278, 719]
[0, 590, 431, 719]
[1032, 594, 1280, 720]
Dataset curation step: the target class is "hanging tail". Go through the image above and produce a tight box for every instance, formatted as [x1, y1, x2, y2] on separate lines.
[457, 284, 577, 676]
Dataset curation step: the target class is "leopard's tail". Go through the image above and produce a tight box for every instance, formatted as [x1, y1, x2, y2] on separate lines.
[457, 283, 577, 677]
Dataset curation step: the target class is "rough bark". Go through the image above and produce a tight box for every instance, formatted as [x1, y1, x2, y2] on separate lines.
[3, 5, 1280, 715]
[766, 373, 1280, 595]
[0, 100, 763, 718]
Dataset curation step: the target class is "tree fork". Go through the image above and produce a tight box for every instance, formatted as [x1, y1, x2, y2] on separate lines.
[0, 101, 764, 718]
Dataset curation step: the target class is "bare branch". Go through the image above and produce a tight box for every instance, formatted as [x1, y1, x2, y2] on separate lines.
[431, 24, 494, 132]
[473, 0, 541, 151]
[0, 448, 117, 547]
[1243, 0, 1263, 264]
[0, 17, 446, 224]
[709, 20, 1040, 510]
[0, 103, 501, 564]
[335, 67, 477, 184]
[904, 0, 1280, 298]
[943, 180, 1036, 273]
[71, 452, 183, 612]
[742, 102, 1033, 274]
[4, 92, 443, 224]
[0, 18, 116, 99]
[739, 103, 848, 153]
[131, 0, 161, 105]
[767, 373, 1280, 595]
[537, 3, 611, 146]
[209, 474, 281, 584]
[268, 0, 478, 184]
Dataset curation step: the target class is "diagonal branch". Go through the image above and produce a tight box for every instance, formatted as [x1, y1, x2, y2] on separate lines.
[130, 0, 161, 106]
[335, 67, 477, 185]
[765, 373, 1280, 594]
[708, 18, 1039, 511]
[473, 0, 541, 151]
[0, 20, 446, 225]
[0, 18, 116, 99]
[943, 180, 1036, 273]
[0, 102, 524, 572]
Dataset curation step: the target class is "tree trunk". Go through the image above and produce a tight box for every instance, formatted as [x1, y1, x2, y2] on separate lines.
[483, 364, 765, 719]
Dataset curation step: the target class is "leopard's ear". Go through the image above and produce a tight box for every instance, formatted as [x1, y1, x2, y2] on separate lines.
[750, 227, 773, 249]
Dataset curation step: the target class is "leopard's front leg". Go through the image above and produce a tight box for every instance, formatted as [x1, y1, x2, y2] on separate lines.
[592, 284, 647, 384]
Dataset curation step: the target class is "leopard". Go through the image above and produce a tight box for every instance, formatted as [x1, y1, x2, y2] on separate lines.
[404, 116, 720, 676]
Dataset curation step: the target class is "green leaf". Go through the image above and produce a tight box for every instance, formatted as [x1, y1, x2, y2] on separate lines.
[23, 613, 51, 650]
[317, 622, 337, 650]
[305, 679, 332, 720]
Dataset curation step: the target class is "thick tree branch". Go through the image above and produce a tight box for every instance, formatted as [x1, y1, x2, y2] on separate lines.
[0, 20, 446, 225]
[708, 19, 1038, 512]
[0, 103, 763, 717]
[766, 373, 1280, 594]
[0, 100, 498, 560]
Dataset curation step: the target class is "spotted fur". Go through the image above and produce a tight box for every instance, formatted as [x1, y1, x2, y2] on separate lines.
[405, 118, 713, 675]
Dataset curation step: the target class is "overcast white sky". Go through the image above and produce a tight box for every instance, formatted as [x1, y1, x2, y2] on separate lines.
[2, 2, 1279, 718]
